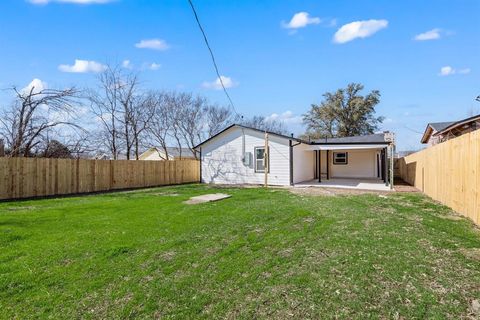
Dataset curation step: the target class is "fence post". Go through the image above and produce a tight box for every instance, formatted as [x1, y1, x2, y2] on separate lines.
[0, 139, 4, 157]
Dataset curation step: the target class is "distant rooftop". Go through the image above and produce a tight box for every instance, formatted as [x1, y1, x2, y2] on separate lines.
[164, 147, 195, 158]
[428, 121, 456, 132]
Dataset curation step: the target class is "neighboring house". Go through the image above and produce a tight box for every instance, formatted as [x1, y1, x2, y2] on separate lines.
[91, 153, 128, 160]
[395, 150, 417, 158]
[194, 124, 395, 187]
[92, 153, 111, 160]
[139, 147, 196, 160]
[421, 114, 480, 146]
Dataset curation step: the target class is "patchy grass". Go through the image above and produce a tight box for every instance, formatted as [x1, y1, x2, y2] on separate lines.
[1, 185, 480, 319]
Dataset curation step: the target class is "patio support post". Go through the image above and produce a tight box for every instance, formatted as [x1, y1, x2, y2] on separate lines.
[389, 144, 394, 189]
[380, 148, 385, 182]
[314, 150, 318, 179]
[326, 150, 329, 180]
[384, 147, 388, 186]
[318, 150, 322, 183]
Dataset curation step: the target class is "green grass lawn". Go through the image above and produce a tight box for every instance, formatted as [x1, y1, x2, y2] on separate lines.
[1, 185, 480, 319]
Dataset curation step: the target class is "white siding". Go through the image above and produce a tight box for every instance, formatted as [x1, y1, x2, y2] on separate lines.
[293, 143, 314, 183]
[329, 149, 379, 178]
[140, 150, 168, 161]
[201, 127, 291, 186]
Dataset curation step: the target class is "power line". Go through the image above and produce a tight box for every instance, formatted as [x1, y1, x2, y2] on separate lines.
[403, 125, 423, 135]
[187, 0, 240, 117]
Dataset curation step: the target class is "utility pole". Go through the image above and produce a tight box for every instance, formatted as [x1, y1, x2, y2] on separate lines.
[264, 132, 269, 187]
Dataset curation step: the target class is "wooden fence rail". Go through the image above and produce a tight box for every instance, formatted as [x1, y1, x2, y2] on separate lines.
[396, 129, 480, 225]
[0, 158, 200, 200]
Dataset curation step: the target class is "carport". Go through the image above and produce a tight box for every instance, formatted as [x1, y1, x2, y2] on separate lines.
[295, 142, 394, 191]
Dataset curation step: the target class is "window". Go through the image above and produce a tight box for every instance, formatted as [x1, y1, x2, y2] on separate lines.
[254, 147, 269, 172]
[333, 152, 348, 165]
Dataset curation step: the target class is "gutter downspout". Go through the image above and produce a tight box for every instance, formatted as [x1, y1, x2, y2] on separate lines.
[289, 140, 293, 186]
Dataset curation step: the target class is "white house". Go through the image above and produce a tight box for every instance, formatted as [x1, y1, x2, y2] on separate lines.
[194, 124, 395, 189]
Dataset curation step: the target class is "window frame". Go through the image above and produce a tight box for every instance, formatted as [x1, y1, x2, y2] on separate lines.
[333, 152, 348, 165]
[254, 146, 270, 173]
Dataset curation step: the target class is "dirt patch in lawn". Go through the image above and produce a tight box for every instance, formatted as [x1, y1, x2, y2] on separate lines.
[153, 192, 179, 197]
[436, 214, 465, 221]
[5, 206, 37, 211]
[459, 248, 480, 261]
[393, 178, 420, 192]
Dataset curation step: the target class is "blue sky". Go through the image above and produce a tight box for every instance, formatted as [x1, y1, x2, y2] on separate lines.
[0, 0, 479, 150]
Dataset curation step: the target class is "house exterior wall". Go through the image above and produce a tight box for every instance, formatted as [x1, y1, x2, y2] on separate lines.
[201, 127, 291, 185]
[329, 149, 379, 179]
[320, 150, 327, 174]
[293, 143, 314, 183]
[139, 150, 168, 161]
[427, 135, 441, 147]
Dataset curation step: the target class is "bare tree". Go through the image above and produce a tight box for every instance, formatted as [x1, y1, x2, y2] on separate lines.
[117, 72, 140, 160]
[130, 92, 157, 159]
[148, 92, 173, 159]
[205, 104, 235, 137]
[240, 115, 288, 135]
[147, 92, 234, 160]
[40, 139, 72, 158]
[0, 85, 81, 157]
[89, 66, 155, 160]
[88, 66, 123, 159]
[164, 93, 188, 159]
[173, 93, 209, 159]
[44, 128, 96, 159]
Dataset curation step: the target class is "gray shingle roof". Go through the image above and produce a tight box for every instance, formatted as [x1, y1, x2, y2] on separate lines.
[165, 147, 195, 158]
[429, 122, 456, 132]
[312, 133, 387, 144]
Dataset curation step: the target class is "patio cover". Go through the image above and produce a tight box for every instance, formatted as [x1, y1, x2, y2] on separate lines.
[307, 144, 388, 150]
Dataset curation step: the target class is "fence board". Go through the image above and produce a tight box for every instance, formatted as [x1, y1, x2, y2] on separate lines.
[0, 158, 200, 200]
[397, 130, 480, 225]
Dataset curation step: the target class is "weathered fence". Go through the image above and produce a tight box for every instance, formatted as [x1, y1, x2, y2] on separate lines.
[0, 158, 200, 200]
[397, 129, 480, 225]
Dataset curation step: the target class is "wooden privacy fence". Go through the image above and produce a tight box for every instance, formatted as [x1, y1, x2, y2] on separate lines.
[0, 158, 200, 200]
[397, 129, 480, 225]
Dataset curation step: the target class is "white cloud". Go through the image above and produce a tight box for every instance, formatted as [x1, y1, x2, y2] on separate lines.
[333, 19, 388, 44]
[265, 111, 302, 125]
[414, 28, 442, 41]
[458, 68, 471, 74]
[122, 60, 132, 69]
[135, 39, 170, 51]
[283, 12, 321, 29]
[58, 59, 107, 73]
[439, 66, 471, 76]
[148, 63, 161, 71]
[439, 66, 455, 76]
[29, 0, 114, 4]
[202, 76, 238, 90]
[21, 78, 47, 94]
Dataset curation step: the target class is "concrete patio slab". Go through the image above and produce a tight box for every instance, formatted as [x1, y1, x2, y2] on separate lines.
[295, 178, 392, 192]
[184, 193, 231, 204]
